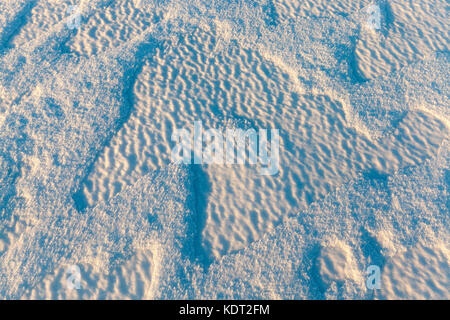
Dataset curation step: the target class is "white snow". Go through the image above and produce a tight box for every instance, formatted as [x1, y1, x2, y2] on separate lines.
[0, 0, 448, 299]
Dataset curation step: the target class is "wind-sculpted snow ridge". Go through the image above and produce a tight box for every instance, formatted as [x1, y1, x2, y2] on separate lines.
[4, 142, 449, 299]
[73, 1, 448, 259]
[68, 0, 165, 57]
[0, 1, 36, 55]
[0, 39, 138, 263]
[1, 165, 196, 299]
[0, 0, 114, 58]
[347, 52, 449, 139]
[192, 140, 449, 299]
[0, 0, 448, 299]
[0, 2, 168, 298]
[354, 0, 449, 81]
[4, 0, 81, 53]
[274, 0, 449, 82]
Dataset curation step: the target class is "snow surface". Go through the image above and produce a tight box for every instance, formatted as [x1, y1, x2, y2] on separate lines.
[0, 0, 448, 299]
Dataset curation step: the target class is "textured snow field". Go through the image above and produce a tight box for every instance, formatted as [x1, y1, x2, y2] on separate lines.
[0, 0, 448, 299]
